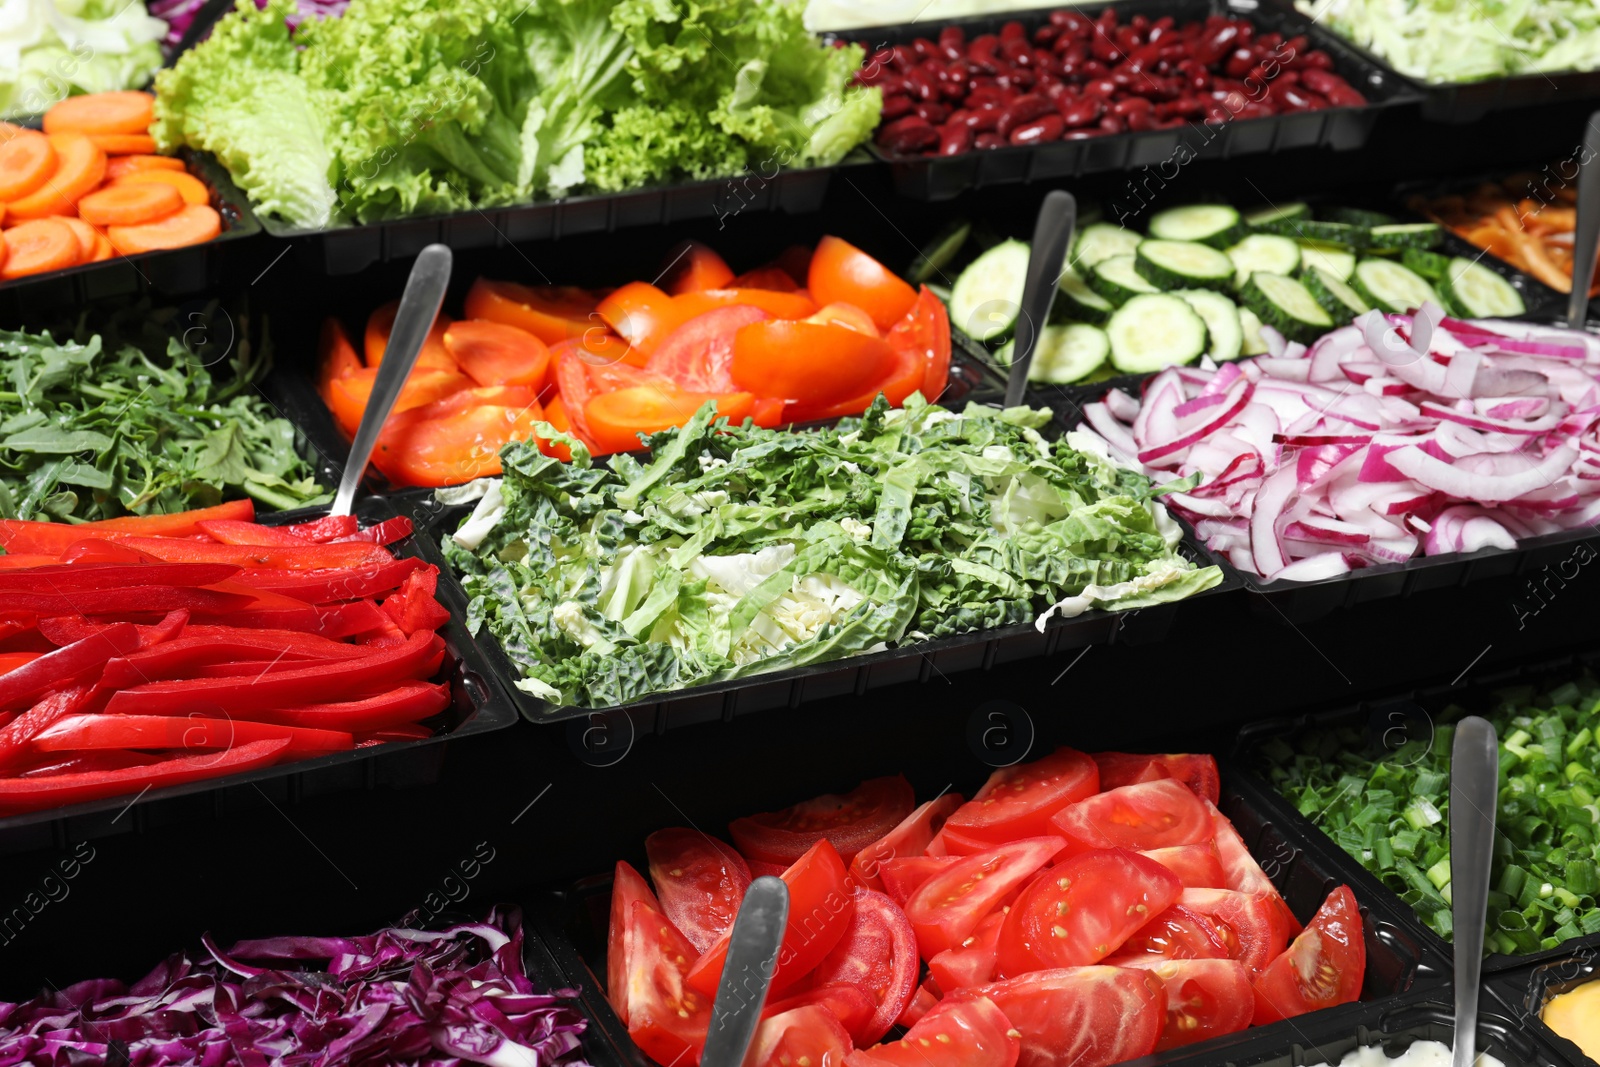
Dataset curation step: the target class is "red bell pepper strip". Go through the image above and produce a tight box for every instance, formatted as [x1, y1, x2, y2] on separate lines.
[0, 562, 239, 593]
[34, 714, 353, 759]
[0, 737, 290, 814]
[229, 557, 424, 604]
[0, 554, 58, 569]
[0, 684, 97, 773]
[191, 658, 359, 678]
[4, 586, 256, 617]
[0, 653, 41, 676]
[195, 520, 314, 547]
[38, 610, 196, 650]
[107, 631, 444, 715]
[0, 524, 393, 567]
[317, 600, 390, 640]
[21, 751, 162, 778]
[281, 514, 360, 542]
[331, 516, 414, 546]
[381, 565, 452, 636]
[355, 722, 435, 746]
[57, 539, 163, 565]
[247, 680, 451, 731]
[0, 625, 139, 712]
[0, 502, 256, 552]
[98, 631, 371, 689]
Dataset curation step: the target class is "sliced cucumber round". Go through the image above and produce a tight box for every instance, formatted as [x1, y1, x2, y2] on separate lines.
[1147, 204, 1243, 249]
[1245, 202, 1311, 228]
[1303, 267, 1370, 322]
[1239, 306, 1270, 356]
[949, 239, 1028, 341]
[1089, 254, 1160, 305]
[1442, 257, 1525, 317]
[1260, 218, 1366, 248]
[1106, 293, 1209, 374]
[1298, 243, 1356, 282]
[1325, 206, 1396, 228]
[1054, 269, 1114, 325]
[1239, 272, 1333, 344]
[908, 220, 972, 285]
[1071, 222, 1142, 270]
[1351, 258, 1438, 314]
[1175, 289, 1244, 362]
[1366, 223, 1443, 252]
[1226, 234, 1301, 289]
[1135, 239, 1235, 292]
[1401, 247, 1452, 282]
[998, 323, 1112, 383]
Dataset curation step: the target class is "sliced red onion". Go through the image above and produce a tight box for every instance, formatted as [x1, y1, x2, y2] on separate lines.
[1388, 444, 1579, 502]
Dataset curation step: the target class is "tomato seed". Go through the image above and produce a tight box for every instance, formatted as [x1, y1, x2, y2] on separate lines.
[936, 1034, 952, 1044]
[1052, 924, 1069, 937]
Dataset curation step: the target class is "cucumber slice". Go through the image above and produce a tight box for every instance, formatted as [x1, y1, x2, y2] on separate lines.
[1107, 293, 1210, 373]
[1147, 204, 1244, 248]
[1089, 254, 1160, 305]
[1175, 289, 1244, 362]
[1303, 267, 1370, 322]
[1071, 222, 1142, 269]
[1135, 239, 1235, 292]
[1442, 257, 1525, 317]
[1351, 258, 1438, 314]
[1401, 247, 1452, 281]
[1325, 206, 1396, 228]
[1366, 223, 1443, 251]
[1298, 243, 1356, 282]
[908, 219, 971, 284]
[1239, 272, 1333, 344]
[1245, 202, 1311, 228]
[1226, 234, 1301, 288]
[998, 323, 1111, 383]
[949, 239, 1028, 341]
[1054, 269, 1114, 325]
[1239, 307, 1270, 356]
[1259, 218, 1367, 248]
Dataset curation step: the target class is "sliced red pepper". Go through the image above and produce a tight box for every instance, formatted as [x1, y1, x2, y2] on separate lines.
[0, 684, 98, 773]
[317, 600, 389, 639]
[4, 586, 256, 617]
[21, 751, 162, 778]
[0, 561, 239, 593]
[99, 631, 371, 689]
[190, 657, 359, 678]
[229, 557, 424, 604]
[281, 514, 360, 542]
[195, 520, 313, 547]
[107, 631, 444, 715]
[0, 737, 290, 813]
[97, 538, 393, 570]
[381, 565, 451, 636]
[0, 553, 59, 569]
[331, 516, 414, 546]
[0, 653, 42, 676]
[139, 609, 189, 649]
[43, 610, 194, 652]
[354, 722, 435, 746]
[34, 714, 353, 759]
[248, 680, 451, 731]
[0, 502, 255, 552]
[0, 625, 139, 712]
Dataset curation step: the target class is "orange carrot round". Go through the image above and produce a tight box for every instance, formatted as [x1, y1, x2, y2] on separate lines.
[56, 217, 99, 261]
[106, 203, 220, 255]
[0, 131, 57, 202]
[0, 122, 28, 142]
[114, 168, 209, 206]
[6, 133, 105, 219]
[42, 91, 155, 136]
[2, 219, 81, 278]
[89, 232, 114, 262]
[105, 154, 185, 180]
[78, 182, 182, 226]
[89, 133, 158, 155]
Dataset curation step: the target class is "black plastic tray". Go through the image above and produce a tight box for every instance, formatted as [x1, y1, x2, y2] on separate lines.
[525, 770, 1447, 1067]
[0, 495, 519, 856]
[832, 0, 1418, 202]
[1235, 646, 1600, 974]
[1488, 948, 1600, 1067]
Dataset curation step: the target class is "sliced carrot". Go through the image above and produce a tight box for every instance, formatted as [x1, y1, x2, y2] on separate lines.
[90, 133, 157, 155]
[6, 133, 105, 219]
[106, 203, 219, 255]
[105, 154, 185, 180]
[42, 91, 155, 136]
[2, 219, 81, 278]
[0, 131, 57, 202]
[57, 217, 99, 261]
[114, 168, 209, 206]
[89, 232, 114, 261]
[0, 122, 27, 142]
[78, 181, 183, 226]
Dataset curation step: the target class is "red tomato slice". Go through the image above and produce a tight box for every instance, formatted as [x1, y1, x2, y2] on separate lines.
[1121, 957, 1254, 1050]
[807, 889, 919, 1046]
[623, 898, 710, 1066]
[465, 278, 599, 345]
[598, 282, 690, 357]
[904, 837, 1065, 960]
[928, 908, 1006, 992]
[608, 860, 660, 1025]
[1093, 752, 1222, 805]
[365, 299, 455, 372]
[765, 983, 877, 1043]
[373, 390, 543, 487]
[996, 848, 1182, 976]
[729, 776, 916, 867]
[663, 240, 735, 294]
[732, 265, 800, 292]
[585, 385, 755, 455]
[927, 824, 1007, 856]
[324, 367, 470, 438]
[746, 1005, 853, 1067]
[879, 855, 960, 908]
[1049, 779, 1213, 857]
[750, 397, 786, 429]
[1107, 903, 1231, 962]
[317, 318, 362, 404]
[808, 236, 918, 332]
[647, 305, 769, 394]
[895, 980, 939, 1029]
[646, 828, 752, 955]
[808, 302, 878, 336]
[785, 341, 926, 424]
[887, 286, 951, 402]
[943, 747, 1100, 845]
[442, 319, 551, 390]
[1140, 841, 1229, 889]
[846, 995, 1019, 1067]
[1207, 799, 1300, 937]
[731, 320, 895, 407]
[1251, 885, 1365, 1024]
[1178, 888, 1291, 977]
[687, 840, 853, 998]
[849, 793, 963, 894]
[966, 965, 1165, 1067]
[675, 288, 817, 322]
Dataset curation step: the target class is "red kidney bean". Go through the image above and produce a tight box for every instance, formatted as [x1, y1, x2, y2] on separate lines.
[912, 37, 937, 59]
[996, 93, 1053, 136]
[1058, 96, 1104, 127]
[946, 107, 976, 127]
[1033, 24, 1060, 46]
[877, 115, 939, 152]
[916, 101, 951, 123]
[1126, 108, 1157, 131]
[939, 122, 975, 154]
[1130, 14, 1150, 34]
[1193, 23, 1240, 65]
[975, 131, 1006, 149]
[1040, 79, 1071, 101]
[969, 107, 1002, 131]
[891, 44, 917, 70]
[1224, 47, 1255, 78]
[1050, 9, 1091, 33]
[1238, 101, 1275, 119]
[1163, 95, 1206, 119]
[995, 69, 1034, 90]
[905, 67, 937, 100]
[1082, 77, 1118, 98]
[1098, 114, 1126, 134]
[1111, 95, 1154, 118]
[1284, 86, 1330, 109]
[1056, 40, 1090, 70]
[867, 47, 895, 72]
[1010, 114, 1065, 144]
[1091, 27, 1122, 62]
[1301, 68, 1355, 96]
[1079, 58, 1109, 77]
[1114, 26, 1139, 53]
[968, 34, 1000, 71]
[967, 85, 1012, 108]
[1000, 21, 1026, 42]
[939, 26, 966, 59]
[1299, 50, 1335, 71]
[1064, 129, 1100, 140]
[881, 93, 914, 119]
[1002, 39, 1034, 66]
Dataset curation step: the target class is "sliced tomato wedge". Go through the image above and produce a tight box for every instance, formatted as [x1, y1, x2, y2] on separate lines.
[646, 305, 769, 394]
[623, 898, 710, 1066]
[686, 840, 853, 998]
[584, 385, 754, 455]
[904, 837, 1065, 960]
[1121, 957, 1254, 1050]
[928, 908, 1006, 993]
[879, 855, 960, 908]
[846, 995, 1019, 1067]
[733, 265, 801, 292]
[1251, 885, 1365, 1024]
[808, 302, 878, 336]
[849, 793, 963, 894]
[317, 318, 362, 404]
[895, 980, 940, 1029]
[442, 319, 551, 390]
[1107, 903, 1230, 962]
[646, 828, 752, 955]
[1178, 888, 1292, 977]
[608, 860, 660, 1025]
[764, 983, 877, 1043]
[364, 299, 455, 371]
[675, 288, 817, 322]
[464, 278, 598, 345]
[731, 320, 895, 406]
[785, 341, 926, 424]
[887, 286, 951, 402]
[1093, 752, 1221, 805]
[598, 282, 691, 358]
[663, 240, 735, 294]
[324, 367, 469, 438]
[806, 889, 919, 1045]
[1140, 841, 1229, 889]
[967, 965, 1165, 1067]
[1207, 799, 1300, 937]
[943, 747, 1100, 845]
[746, 1005, 853, 1067]
[996, 848, 1182, 976]
[730, 776, 916, 867]
[1049, 779, 1213, 857]
[372, 388, 543, 487]
[927, 823, 1009, 857]
[808, 236, 917, 332]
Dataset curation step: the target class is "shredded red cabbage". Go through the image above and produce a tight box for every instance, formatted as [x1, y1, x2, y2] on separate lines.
[154, 0, 349, 49]
[0, 906, 591, 1066]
